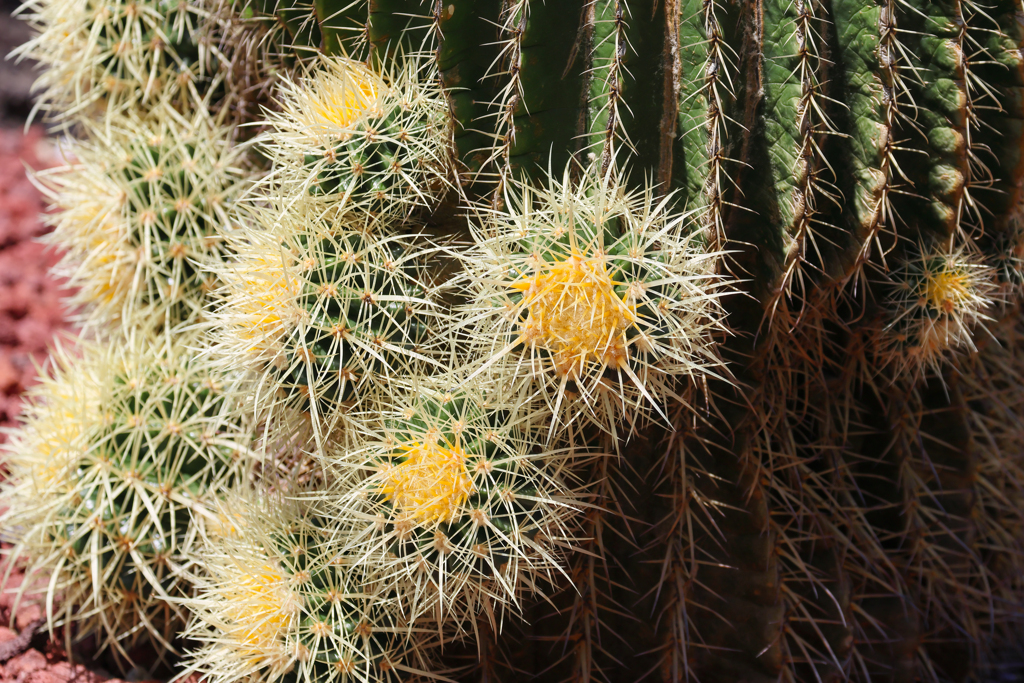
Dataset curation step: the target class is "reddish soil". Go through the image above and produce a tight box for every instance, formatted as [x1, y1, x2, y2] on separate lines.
[0, 126, 69, 442]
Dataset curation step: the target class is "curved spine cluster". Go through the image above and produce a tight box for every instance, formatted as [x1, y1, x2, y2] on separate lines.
[1, 332, 248, 662]
[6, 0, 1024, 681]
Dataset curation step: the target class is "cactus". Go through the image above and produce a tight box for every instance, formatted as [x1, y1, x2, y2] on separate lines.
[13, 0, 223, 123]
[457, 164, 726, 436]
[0, 331, 248, 666]
[6, 0, 1024, 681]
[322, 378, 596, 627]
[265, 55, 452, 223]
[36, 106, 247, 331]
[208, 197, 448, 443]
[183, 493, 448, 683]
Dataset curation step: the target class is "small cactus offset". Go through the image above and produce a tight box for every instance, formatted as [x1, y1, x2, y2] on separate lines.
[36, 105, 248, 330]
[323, 378, 597, 627]
[3, 0, 1024, 682]
[208, 198, 448, 442]
[183, 494, 449, 683]
[266, 55, 452, 222]
[0, 331, 248, 664]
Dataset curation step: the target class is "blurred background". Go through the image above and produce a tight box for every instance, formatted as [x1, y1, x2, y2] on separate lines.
[0, 0, 71, 444]
[0, 0, 35, 123]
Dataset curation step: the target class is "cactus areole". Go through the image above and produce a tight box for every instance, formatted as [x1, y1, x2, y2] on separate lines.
[3, 0, 1024, 682]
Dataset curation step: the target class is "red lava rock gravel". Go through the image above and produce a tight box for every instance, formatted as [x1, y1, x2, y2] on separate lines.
[0, 126, 70, 443]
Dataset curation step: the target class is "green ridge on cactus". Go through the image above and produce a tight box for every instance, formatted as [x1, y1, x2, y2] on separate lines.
[500, 0, 589, 181]
[434, 0, 504, 185]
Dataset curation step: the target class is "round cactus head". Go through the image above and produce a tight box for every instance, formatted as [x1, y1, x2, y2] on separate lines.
[39, 107, 245, 331]
[325, 378, 597, 627]
[459, 164, 726, 437]
[264, 54, 452, 223]
[877, 244, 999, 377]
[0, 331, 247, 665]
[183, 495, 446, 683]
[15, 0, 220, 123]
[210, 200, 449, 444]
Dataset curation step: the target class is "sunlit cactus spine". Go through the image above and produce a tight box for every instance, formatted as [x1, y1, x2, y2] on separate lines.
[262, 54, 452, 224]
[0, 331, 249, 666]
[320, 377, 597, 628]
[183, 493, 449, 683]
[36, 105, 248, 331]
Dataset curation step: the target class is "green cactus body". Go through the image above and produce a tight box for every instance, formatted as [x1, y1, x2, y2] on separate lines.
[612, 0, 671, 185]
[495, 0, 590, 183]
[367, 0, 432, 62]
[586, 0, 670, 185]
[314, 0, 368, 56]
[0, 333, 246, 663]
[671, 0, 710, 222]
[670, 1, 743, 250]
[37, 109, 245, 330]
[183, 496, 447, 683]
[434, 0, 504, 186]
[14, 0, 1024, 680]
[897, 0, 970, 244]
[966, 2, 1024, 287]
[831, 0, 888, 273]
[586, 0, 616, 157]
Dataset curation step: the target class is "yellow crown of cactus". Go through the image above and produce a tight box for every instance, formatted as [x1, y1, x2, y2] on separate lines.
[458, 164, 727, 436]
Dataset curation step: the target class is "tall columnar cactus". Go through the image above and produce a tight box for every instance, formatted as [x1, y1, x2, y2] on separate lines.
[6, 0, 1024, 681]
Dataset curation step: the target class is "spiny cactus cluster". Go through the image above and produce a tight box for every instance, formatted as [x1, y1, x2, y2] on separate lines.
[3, 0, 1024, 682]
